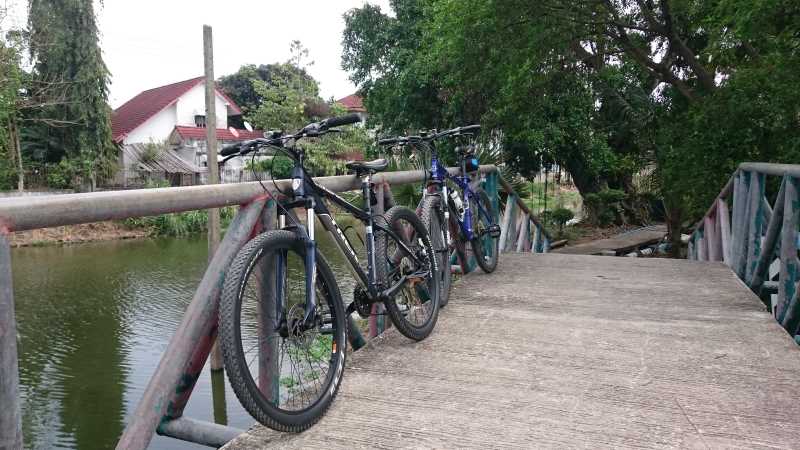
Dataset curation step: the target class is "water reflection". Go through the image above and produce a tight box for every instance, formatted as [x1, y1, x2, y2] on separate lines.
[12, 222, 361, 450]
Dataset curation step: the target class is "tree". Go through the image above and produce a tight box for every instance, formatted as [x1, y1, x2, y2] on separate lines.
[232, 42, 365, 176]
[218, 62, 319, 117]
[342, 0, 800, 256]
[341, 0, 645, 196]
[26, 0, 115, 190]
[0, 29, 23, 190]
[247, 62, 320, 132]
[342, 1, 448, 132]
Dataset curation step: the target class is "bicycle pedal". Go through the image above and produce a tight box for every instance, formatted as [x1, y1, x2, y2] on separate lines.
[487, 224, 501, 238]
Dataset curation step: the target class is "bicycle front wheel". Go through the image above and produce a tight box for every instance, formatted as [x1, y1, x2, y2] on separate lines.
[375, 206, 440, 341]
[470, 188, 500, 273]
[219, 230, 347, 432]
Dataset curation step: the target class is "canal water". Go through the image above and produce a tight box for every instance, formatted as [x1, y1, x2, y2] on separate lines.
[11, 226, 361, 449]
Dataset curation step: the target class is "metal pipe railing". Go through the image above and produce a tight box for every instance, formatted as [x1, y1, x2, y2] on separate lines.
[0, 164, 550, 449]
[0, 168, 484, 233]
[689, 162, 800, 344]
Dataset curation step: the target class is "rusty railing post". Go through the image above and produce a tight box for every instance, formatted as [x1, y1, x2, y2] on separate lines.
[117, 197, 266, 450]
[257, 199, 280, 403]
[0, 232, 22, 450]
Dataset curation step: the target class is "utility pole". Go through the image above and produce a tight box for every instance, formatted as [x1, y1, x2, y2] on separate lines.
[203, 25, 224, 372]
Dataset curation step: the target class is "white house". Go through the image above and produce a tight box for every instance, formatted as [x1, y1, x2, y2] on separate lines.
[112, 76, 264, 185]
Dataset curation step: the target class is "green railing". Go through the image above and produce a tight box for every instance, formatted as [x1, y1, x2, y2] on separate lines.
[688, 163, 800, 343]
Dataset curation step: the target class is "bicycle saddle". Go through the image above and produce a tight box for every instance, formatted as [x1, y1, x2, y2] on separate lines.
[346, 158, 389, 173]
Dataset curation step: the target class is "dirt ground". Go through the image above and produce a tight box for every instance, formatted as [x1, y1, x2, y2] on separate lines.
[563, 223, 642, 246]
[8, 221, 149, 247]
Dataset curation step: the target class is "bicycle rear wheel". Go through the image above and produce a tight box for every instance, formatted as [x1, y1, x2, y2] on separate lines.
[470, 188, 500, 273]
[375, 206, 440, 341]
[219, 230, 347, 432]
[418, 194, 452, 307]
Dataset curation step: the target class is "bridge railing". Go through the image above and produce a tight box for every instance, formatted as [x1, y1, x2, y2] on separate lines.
[688, 162, 800, 342]
[0, 165, 547, 449]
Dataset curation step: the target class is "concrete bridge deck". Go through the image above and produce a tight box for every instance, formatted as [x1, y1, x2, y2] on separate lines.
[225, 253, 800, 449]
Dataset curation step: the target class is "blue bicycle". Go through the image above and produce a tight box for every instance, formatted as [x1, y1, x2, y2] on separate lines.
[379, 125, 501, 306]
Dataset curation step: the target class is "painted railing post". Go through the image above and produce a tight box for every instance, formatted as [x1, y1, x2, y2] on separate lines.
[0, 232, 22, 450]
[718, 198, 732, 265]
[745, 173, 766, 281]
[749, 178, 786, 294]
[731, 171, 752, 277]
[498, 194, 516, 253]
[515, 214, 529, 252]
[485, 171, 500, 224]
[705, 215, 719, 261]
[778, 176, 800, 333]
[531, 224, 541, 253]
[511, 210, 524, 252]
[697, 228, 708, 261]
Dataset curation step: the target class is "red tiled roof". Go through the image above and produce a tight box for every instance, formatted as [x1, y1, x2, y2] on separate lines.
[173, 126, 264, 141]
[112, 76, 243, 143]
[336, 94, 366, 113]
[332, 151, 365, 161]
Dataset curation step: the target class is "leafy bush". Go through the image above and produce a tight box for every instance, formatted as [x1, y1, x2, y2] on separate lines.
[139, 141, 163, 164]
[270, 156, 294, 179]
[46, 160, 77, 189]
[0, 156, 15, 190]
[550, 208, 574, 233]
[584, 188, 626, 226]
[244, 155, 294, 180]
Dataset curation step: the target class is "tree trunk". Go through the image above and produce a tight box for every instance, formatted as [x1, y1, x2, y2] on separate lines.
[8, 118, 24, 192]
[562, 156, 603, 198]
[664, 198, 683, 258]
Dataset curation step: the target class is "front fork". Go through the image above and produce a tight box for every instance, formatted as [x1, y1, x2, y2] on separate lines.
[275, 204, 318, 331]
[440, 184, 453, 247]
[462, 187, 474, 241]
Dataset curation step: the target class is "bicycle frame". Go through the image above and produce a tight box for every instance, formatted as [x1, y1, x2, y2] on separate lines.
[428, 145, 494, 242]
[273, 159, 425, 329]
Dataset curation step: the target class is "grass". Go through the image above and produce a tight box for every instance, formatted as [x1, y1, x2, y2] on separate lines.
[121, 206, 237, 237]
[520, 181, 582, 216]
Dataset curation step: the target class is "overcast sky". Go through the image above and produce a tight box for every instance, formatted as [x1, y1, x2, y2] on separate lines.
[5, 0, 391, 108]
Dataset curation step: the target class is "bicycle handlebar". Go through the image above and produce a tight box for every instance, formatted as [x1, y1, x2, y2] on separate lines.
[220, 143, 243, 157]
[322, 113, 361, 128]
[434, 124, 480, 139]
[219, 114, 362, 159]
[377, 124, 480, 148]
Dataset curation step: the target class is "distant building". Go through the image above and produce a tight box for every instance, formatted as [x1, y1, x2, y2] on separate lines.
[111, 77, 265, 185]
[333, 94, 368, 163]
[336, 94, 367, 123]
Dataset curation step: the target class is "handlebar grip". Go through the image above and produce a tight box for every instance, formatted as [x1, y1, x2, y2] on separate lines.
[460, 124, 481, 133]
[378, 137, 399, 145]
[323, 113, 361, 128]
[220, 143, 241, 157]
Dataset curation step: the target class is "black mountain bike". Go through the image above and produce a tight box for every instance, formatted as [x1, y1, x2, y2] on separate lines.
[379, 125, 500, 307]
[216, 114, 440, 432]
